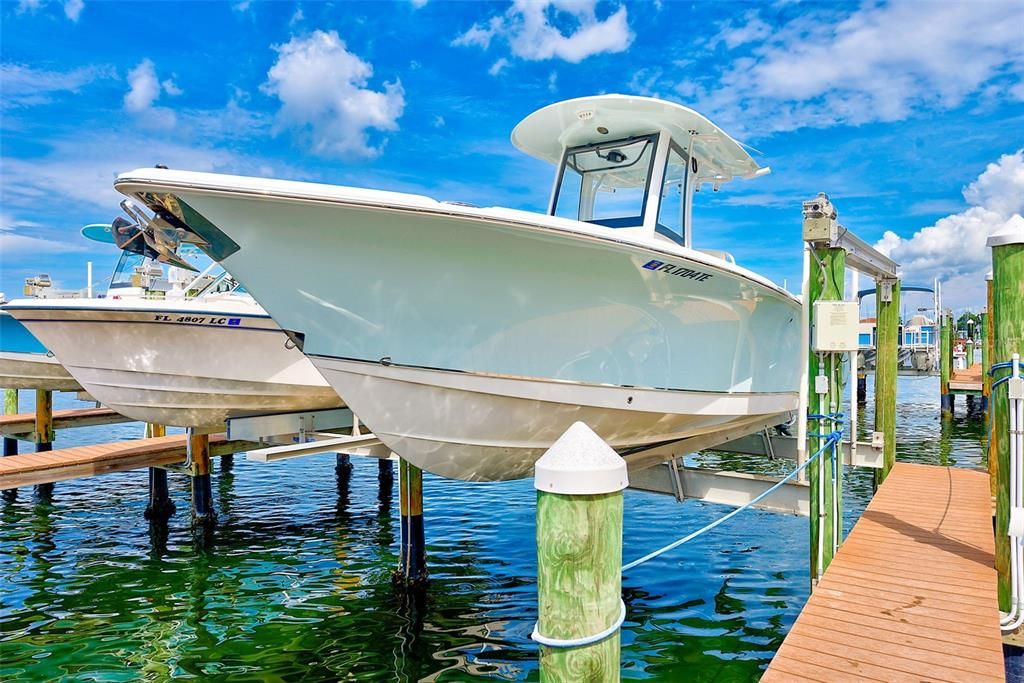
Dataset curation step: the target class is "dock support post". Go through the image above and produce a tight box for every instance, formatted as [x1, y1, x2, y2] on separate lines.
[534, 422, 626, 681]
[985, 274, 994, 415]
[336, 453, 353, 474]
[144, 424, 175, 521]
[856, 373, 867, 404]
[874, 278, 900, 485]
[967, 338, 976, 367]
[395, 458, 427, 587]
[940, 311, 954, 418]
[2, 389, 17, 501]
[807, 245, 845, 583]
[34, 389, 54, 498]
[990, 229, 1024, 615]
[188, 429, 215, 526]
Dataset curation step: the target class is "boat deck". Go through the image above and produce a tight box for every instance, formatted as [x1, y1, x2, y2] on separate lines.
[0, 407, 133, 437]
[0, 434, 257, 489]
[950, 365, 985, 393]
[762, 462, 1004, 682]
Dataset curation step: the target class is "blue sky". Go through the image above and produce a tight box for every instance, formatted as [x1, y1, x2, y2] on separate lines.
[2, 0, 1022, 312]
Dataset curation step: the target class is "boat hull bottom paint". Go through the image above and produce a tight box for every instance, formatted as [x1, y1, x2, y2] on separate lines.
[65, 365, 341, 429]
[0, 352, 82, 392]
[313, 357, 798, 481]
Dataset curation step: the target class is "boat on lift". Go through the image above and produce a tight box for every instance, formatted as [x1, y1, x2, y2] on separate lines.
[0, 308, 81, 392]
[113, 94, 802, 479]
[3, 216, 342, 429]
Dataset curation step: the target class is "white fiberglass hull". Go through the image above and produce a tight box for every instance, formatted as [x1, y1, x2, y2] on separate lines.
[0, 351, 82, 392]
[116, 169, 803, 479]
[3, 297, 342, 429]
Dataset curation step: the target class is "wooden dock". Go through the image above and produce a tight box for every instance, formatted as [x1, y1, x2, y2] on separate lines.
[763, 462, 1005, 682]
[0, 407, 132, 437]
[0, 434, 257, 489]
[950, 365, 985, 393]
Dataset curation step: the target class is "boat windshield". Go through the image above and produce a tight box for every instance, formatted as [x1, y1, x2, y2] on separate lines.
[108, 251, 151, 290]
[552, 135, 657, 228]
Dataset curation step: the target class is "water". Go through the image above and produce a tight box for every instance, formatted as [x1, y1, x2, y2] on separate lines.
[0, 376, 987, 681]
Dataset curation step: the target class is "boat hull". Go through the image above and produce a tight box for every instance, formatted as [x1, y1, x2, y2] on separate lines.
[4, 301, 342, 428]
[0, 351, 83, 392]
[316, 357, 796, 480]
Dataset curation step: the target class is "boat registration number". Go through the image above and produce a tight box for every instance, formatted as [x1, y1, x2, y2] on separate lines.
[642, 259, 713, 282]
[152, 315, 243, 326]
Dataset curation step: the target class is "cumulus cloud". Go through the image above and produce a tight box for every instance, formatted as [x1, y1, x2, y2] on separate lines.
[0, 213, 86, 256]
[876, 151, 1024, 307]
[261, 30, 405, 158]
[63, 0, 83, 21]
[123, 59, 181, 128]
[453, 0, 633, 65]
[687, 0, 1024, 134]
[14, 0, 84, 20]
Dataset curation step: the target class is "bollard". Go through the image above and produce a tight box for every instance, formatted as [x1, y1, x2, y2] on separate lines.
[990, 228, 1024, 615]
[534, 422, 627, 681]
[189, 429, 215, 525]
[395, 458, 427, 587]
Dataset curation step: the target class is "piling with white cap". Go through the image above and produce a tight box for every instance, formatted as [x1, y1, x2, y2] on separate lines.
[533, 421, 628, 681]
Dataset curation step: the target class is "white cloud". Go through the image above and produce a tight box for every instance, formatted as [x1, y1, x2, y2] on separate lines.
[1, 63, 113, 108]
[710, 10, 770, 49]
[0, 213, 86, 256]
[875, 150, 1024, 307]
[547, 70, 558, 92]
[261, 30, 405, 159]
[453, 0, 633, 65]
[431, 115, 445, 128]
[289, 6, 304, 25]
[123, 59, 179, 128]
[16, 0, 42, 13]
[410, 0, 428, 8]
[686, 1, 1024, 135]
[63, 0, 83, 21]
[232, 0, 251, 11]
[488, 58, 509, 76]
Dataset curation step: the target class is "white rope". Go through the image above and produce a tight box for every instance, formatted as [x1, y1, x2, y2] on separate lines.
[531, 599, 626, 648]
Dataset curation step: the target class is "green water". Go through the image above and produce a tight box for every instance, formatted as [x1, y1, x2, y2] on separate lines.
[0, 376, 987, 681]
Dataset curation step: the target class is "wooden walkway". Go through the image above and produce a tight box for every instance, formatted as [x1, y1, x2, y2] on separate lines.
[0, 434, 257, 489]
[763, 462, 1005, 682]
[0, 407, 132, 437]
[950, 365, 985, 393]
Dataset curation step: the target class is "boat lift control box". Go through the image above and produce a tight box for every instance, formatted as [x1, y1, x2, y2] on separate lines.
[812, 301, 859, 352]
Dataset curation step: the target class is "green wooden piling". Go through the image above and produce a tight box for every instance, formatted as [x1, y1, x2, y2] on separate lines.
[3, 388, 17, 458]
[807, 247, 845, 583]
[985, 276, 996, 497]
[874, 279, 900, 485]
[967, 338, 976, 367]
[990, 231, 1024, 614]
[940, 311, 953, 417]
[144, 424, 175, 521]
[34, 390, 54, 497]
[535, 422, 627, 682]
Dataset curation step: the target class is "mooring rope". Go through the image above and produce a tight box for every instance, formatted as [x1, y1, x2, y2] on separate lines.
[621, 430, 843, 573]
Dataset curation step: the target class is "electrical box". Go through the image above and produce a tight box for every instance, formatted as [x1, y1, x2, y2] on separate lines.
[812, 301, 860, 352]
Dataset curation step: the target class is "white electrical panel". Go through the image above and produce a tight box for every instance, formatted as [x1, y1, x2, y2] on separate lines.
[812, 301, 860, 352]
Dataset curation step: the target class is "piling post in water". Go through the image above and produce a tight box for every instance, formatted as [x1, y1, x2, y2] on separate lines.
[2, 389, 17, 501]
[856, 372, 867, 404]
[188, 430, 215, 525]
[144, 424, 175, 521]
[989, 228, 1024, 614]
[874, 278, 900, 485]
[940, 311, 954, 418]
[967, 338, 976, 367]
[534, 422, 627, 681]
[34, 389, 54, 498]
[807, 245, 845, 582]
[395, 458, 427, 587]
[984, 273, 994, 414]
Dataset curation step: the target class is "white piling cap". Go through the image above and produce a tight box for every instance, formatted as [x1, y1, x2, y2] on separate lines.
[987, 220, 1024, 248]
[534, 422, 628, 495]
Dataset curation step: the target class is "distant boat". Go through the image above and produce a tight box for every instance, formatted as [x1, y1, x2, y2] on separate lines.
[0, 310, 81, 392]
[113, 94, 802, 479]
[4, 217, 342, 429]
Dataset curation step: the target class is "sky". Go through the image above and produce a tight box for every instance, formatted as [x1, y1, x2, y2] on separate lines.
[1, 0, 1022, 313]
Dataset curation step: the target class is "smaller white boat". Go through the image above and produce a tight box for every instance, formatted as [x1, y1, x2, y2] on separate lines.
[4, 215, 342, 429]
[0, 309, 82, 392]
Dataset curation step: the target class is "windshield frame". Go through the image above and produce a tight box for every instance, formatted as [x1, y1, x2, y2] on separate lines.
[550, 133, 661, 229]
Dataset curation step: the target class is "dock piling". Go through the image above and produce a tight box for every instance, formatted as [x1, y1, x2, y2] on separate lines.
[941, 311, 954, 417]
[534, 422, 627, 681]
[395, 458, 427, 587]
[188, 429, 215, 525]
[985, 273, 994, 414]
[34, 389, 54, 498]
[143, 424, 175, 521]
[989, 229, 1024, 617]
[874, 278, 900, 485]
[2, 389, 16, 501]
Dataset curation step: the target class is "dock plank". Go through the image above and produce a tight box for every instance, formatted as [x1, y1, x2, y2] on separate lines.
[762, 462, 1004, 682]
[0, 434, 258, 489]
[950, 365, 984, 392]
[0, 407, 133, 436]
